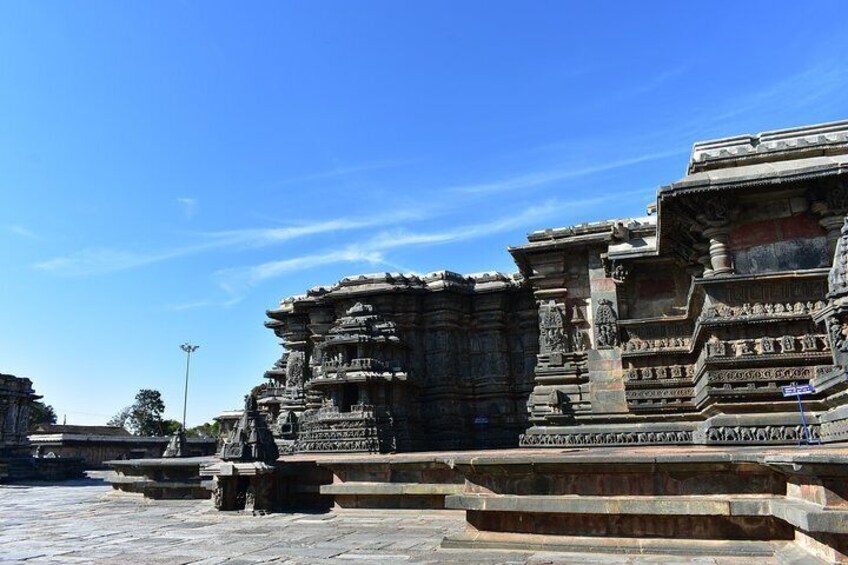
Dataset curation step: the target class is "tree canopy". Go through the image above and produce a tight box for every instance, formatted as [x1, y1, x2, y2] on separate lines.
[187, 421, 220, 438]
[27, 401, 57, 431]
[108, 389, 169, 436]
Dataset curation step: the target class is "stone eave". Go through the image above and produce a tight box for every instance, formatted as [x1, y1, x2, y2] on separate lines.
[694, 267, 829, 287]
[508, 231, 613, 260]
[28, 434, 176, 444]
[618, 313, 690, 328]
[607, 235, 659, 261]
[655, 154, 848, 254]
[660, 154, 848, 198]
[269, 271, 523, 314]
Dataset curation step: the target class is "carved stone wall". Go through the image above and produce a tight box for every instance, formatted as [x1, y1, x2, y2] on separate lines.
[0, 373, 38, 457]
[261, 272, 536, 453]
[512, 120, 848, 448]
[251, 119, 848, 452]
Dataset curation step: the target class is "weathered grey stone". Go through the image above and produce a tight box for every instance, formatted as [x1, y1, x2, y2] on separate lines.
[0, 373, 84, 481]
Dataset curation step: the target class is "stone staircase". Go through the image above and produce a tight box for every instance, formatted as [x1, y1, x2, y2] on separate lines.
[440, 447, 848, 564]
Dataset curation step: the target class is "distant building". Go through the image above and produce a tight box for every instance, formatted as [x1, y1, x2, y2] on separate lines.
[29, 424, 216, 468]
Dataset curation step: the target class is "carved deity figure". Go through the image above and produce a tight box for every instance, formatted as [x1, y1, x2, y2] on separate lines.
[801, 334, 818, 352]
[594, 299, 619, 348]
[286, 351, 306, 388]
[538, 300, 568, 354]
[781, 336, 796, 353]
[760, 337, 775, 354]
[828, 319, 848, 353]
[829, 218, 848, 297]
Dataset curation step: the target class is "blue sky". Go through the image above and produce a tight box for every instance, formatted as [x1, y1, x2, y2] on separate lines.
[2, 2, 847, 427]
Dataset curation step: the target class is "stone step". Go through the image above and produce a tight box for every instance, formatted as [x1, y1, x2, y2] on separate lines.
[446, 493, 848, 535]
[322, 482, 465, 496]
[446, 493, 774, 516]
[442, 531, 787, 557]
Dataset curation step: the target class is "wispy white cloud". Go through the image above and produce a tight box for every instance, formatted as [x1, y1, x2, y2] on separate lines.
[649, 62, 848, 147]
[32, 212, 419, 277]
[177, 197, 197, 220]
[34, 247, 202, 276]
[215, 248, 388, 292]
[366, 201, 565, 250]
[203, 211, 427, 247]
[451, 149, 682, 195]
[165, 296, 244, 311]
[276, 159, 416, 186]
[7, 225, 40, 240]
[214, 195, 639, 293]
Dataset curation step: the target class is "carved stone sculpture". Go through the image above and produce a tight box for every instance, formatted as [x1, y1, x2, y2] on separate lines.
[594, 299, 619, 348]
[539, 301, 568, 354]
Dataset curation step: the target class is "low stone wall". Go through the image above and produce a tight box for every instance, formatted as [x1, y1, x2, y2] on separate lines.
[30, 434, 217, 469]
[314, 454, 465, 509]
[0, 455, 85, 482]
[108, 457, 217, 499]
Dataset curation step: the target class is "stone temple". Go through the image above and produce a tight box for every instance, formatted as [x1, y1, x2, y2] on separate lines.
[150, 120, 848, 565]
[257, 119, 848, 454]
[0, 373, 83, 481]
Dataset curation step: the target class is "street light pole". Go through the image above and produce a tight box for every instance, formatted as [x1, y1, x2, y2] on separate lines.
[180, 343, 200, 432]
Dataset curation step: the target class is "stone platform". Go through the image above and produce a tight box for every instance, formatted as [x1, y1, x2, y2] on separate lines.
[107, 456, 216, 499]
[0, 455, 85, 482]
[0, 471, 798, 564]
[103, 444, 848, 562]
[284, 451, 465, 509]
[274, 444, 848, 564]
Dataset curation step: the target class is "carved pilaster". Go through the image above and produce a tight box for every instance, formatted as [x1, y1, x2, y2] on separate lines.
[820, 215, 844, 258]
[702, 226, 733, 277]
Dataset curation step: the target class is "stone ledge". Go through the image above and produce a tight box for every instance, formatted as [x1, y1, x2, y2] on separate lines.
[441, 530, 785, 557]
[446, 493, 848, 536]
[321, 482, 465, 496]
[771, 498, 848, 534]
[445, 493, 773, 516]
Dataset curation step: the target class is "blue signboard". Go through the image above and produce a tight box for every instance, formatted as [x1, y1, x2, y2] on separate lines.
[781, 384, 815, 397]
[781, 383, 819, 446]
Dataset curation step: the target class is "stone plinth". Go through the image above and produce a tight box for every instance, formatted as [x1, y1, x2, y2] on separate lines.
[309, 453, 465, 509]
[438, 446, 848, 564]
[107, 456, 216, 499]
[201, 459, 333, 513]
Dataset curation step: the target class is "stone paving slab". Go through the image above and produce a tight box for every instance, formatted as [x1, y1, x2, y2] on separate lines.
[0, 472, 785, 564]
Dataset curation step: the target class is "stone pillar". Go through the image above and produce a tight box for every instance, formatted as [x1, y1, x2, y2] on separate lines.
[0, 400, 7, 444]
[6, 400, 18, 440]
[693, 243, 713, 278]
[248, 474, 274, 513]
[703, 226, 733, 276]
[587, 248, 627, 414]
[820, 215, 844, 257]
[213, 476, 244, 511]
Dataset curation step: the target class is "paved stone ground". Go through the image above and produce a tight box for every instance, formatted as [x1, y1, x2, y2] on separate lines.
[0, 472, 779, 565]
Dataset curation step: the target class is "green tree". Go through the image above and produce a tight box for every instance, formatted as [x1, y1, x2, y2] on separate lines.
[106, 389, 168, 436]
[28, 401, 57, 431]
[128, 389, 166, 436]
[187, 421, 220, 438]
[161, 419, 182, 436]
[107, 406, 132, 429]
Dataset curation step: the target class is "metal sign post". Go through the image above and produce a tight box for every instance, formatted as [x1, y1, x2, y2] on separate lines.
[781, 384, 819, 446]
